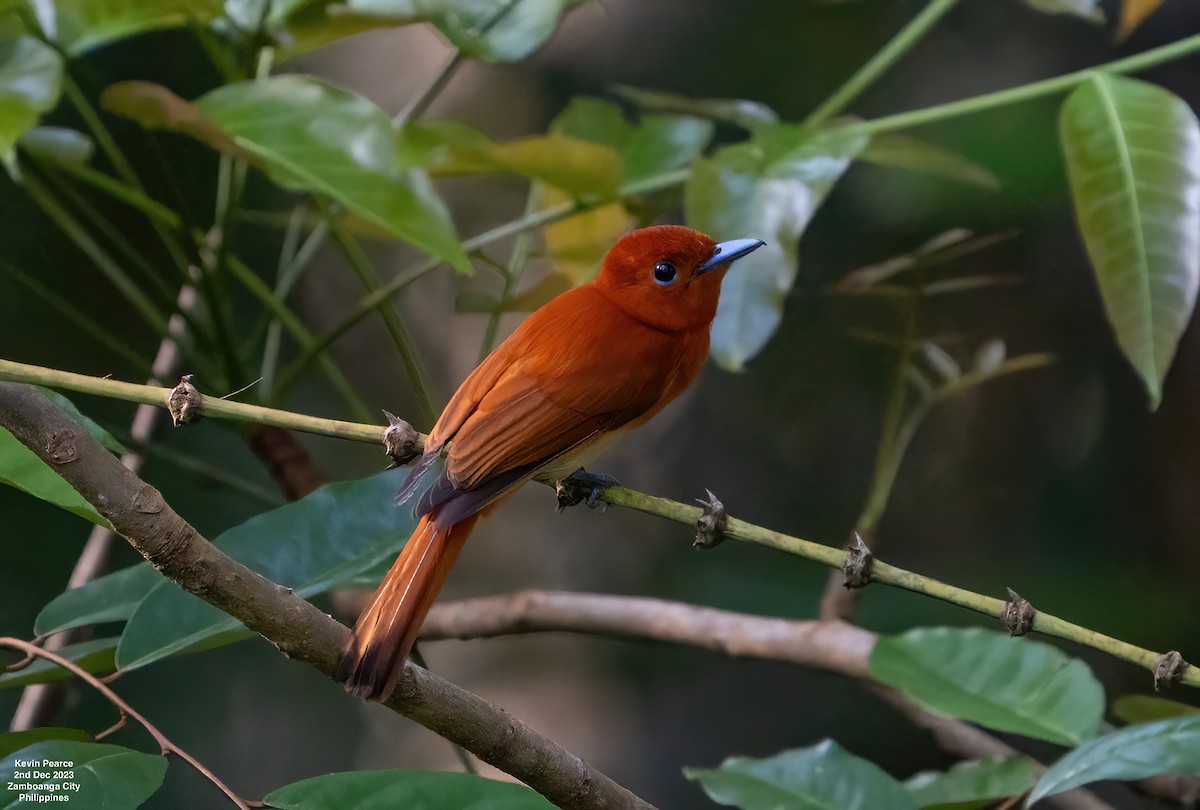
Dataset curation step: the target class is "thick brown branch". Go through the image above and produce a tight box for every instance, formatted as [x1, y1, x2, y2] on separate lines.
[421, 591, 1178, 810]
[0, 383, 650, 810]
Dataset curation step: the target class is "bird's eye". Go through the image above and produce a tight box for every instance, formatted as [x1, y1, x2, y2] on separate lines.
[653, 260, 677, 285]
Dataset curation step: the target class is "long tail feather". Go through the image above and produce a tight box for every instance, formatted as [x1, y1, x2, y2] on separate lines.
[336, 511, 478, 701]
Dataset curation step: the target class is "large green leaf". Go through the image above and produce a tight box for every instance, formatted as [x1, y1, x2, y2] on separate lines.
[869, 627, 1104, 746]
[0, 729, 92, 760]
[903, 757, 1038, 810]
[684, 740, 917, 810]
[344, 0, 567, 62]
[0, 35, 63, 167]
[1059, 74, 1200, 408]
[0, 427, 106, 525]
[104, 77, 469, 272]
[114, 468, 415, 670]
[36, 565, 164, 636]
[1, 740, 166, 809]
[686, 124, 864, 370]
[0, 638, 117, 689]
[43, 0, 224, 55]
[265, 769, 556, 809]
[1029, 715, 1200, 804]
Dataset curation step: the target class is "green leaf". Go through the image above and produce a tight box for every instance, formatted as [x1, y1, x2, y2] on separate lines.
[433, 129, 623, 199]
[1112, 695, 1199, 726]
[40, 389, 126, 454]
[114, 468, 416, 670]
[1, 741, 166, 809]
[686, 124, 864, 370]
[869, 627, 1104, 746]
[45, 0, 225, 55]
[202, 77, 468, 271]
[903, 757, 1038, 810]
[612, 85, 780, 131]
[1023, 0, 1105, 23]
[265, 769, 557, 809]
[36, 564, 164, 636]
[1059, 74, 1200, 408]
[0, 729, 92, 760]
[0, 35, 63, 167]
[0, 427, 107, 525]
[553, 97, 713, 183]
[860, 133, 1000, 190]
[0, 638, 117, 690]
[18, 126, 94, 167]
[104, 77, 470, 273]
[685, 740, 916, 810]
[344, 0, 567, 62]
[1029, 715, 1200, 804]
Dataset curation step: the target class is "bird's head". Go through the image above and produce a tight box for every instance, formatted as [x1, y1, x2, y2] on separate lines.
[594, 225, 764, 333]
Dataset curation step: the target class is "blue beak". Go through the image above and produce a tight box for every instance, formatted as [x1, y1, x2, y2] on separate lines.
[696, 238, 766, 275]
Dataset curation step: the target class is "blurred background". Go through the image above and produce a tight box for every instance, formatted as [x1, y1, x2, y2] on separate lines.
[3, 0, 1200, 806]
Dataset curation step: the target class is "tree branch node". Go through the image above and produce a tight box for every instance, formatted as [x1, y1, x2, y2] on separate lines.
[694, 489, 728, 549]
[46, 429, 80, 464]
[1155, 650, 1189, 692]
[1002, 587, 1036, 636]
[842, 531, 874, 588]
[382, 410, 421, 467]
[168, 374, 202, 426]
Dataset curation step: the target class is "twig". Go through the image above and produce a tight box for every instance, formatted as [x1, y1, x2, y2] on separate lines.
[0, 637, 251, 810]
[3, 359, 1188, 690]
[0, 383, 653, 810]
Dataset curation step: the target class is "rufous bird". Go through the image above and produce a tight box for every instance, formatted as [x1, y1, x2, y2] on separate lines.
[336, 224, 764, 701]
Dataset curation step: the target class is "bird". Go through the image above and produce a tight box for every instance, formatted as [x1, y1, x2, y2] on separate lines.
[336, 224, 764, 701]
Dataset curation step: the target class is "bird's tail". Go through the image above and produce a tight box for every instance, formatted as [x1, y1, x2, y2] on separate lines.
[335, 511, 479, 701]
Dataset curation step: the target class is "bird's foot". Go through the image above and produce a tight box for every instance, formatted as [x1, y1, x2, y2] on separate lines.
[556, 468, 620, 513]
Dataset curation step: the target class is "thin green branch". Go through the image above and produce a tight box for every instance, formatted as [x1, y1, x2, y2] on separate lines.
[803, 0, 960, 129]
[479, 183, 542, 361]
[327, 212, 439, 428]
[2, 357, 1189, 689]
[0, 264, 153, 374]
[837, 33, 1200, 138]
[0, 359, 385, 444]
[20, 172, 171, 337]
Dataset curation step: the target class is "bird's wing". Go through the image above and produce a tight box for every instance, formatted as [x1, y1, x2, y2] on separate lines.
[414, 289, 694, 523]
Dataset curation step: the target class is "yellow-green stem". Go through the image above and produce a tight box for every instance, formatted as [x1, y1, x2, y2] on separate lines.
[1, 357, 1192, 688]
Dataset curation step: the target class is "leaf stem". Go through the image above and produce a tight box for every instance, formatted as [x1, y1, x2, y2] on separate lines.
[803, 0, 960, 129]
[837, 33, 1200, 138]
[479, 183, 542, 361]
[327, 213, 440, 427]
[3, 357, 1187, 689]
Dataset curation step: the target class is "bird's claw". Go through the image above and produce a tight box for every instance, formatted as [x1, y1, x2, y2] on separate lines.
[555, 468, 619, 513]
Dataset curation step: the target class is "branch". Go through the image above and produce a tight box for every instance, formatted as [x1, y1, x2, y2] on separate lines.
[421, 591, 1192, 809]
[0, 382, 651, 810]
[11, 285, 196, 732]
[0, 357, 1193, 690]
[0, 637, 250, 809]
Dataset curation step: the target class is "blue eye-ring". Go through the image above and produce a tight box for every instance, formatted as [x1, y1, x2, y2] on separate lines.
[654, 260, 677, 285]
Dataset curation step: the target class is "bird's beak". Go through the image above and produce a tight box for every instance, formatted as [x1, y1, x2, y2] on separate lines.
[695, 238, 766, 275]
